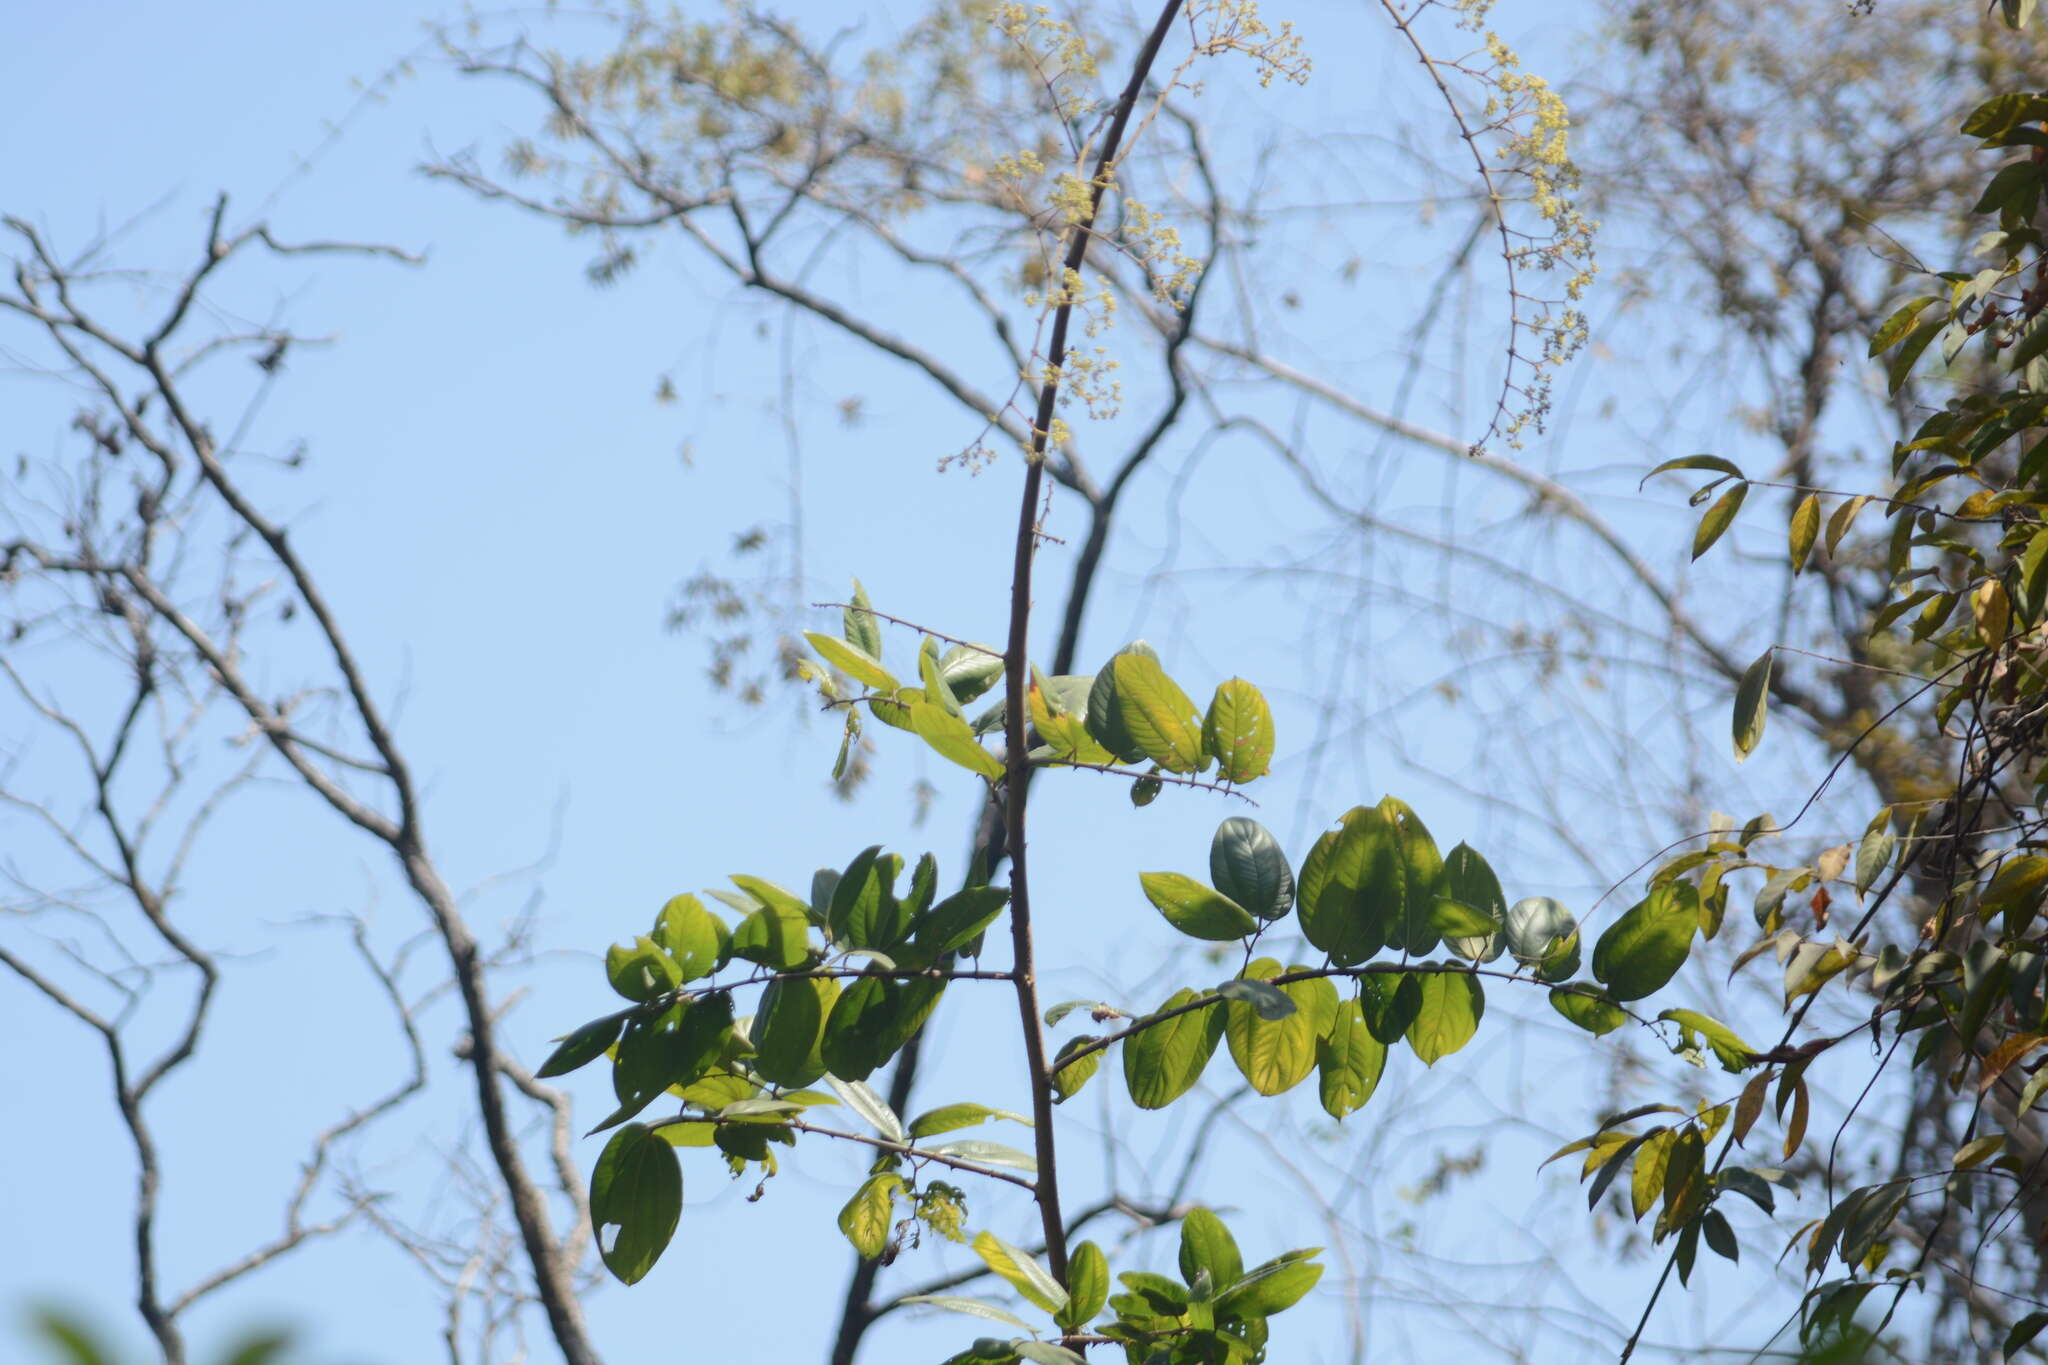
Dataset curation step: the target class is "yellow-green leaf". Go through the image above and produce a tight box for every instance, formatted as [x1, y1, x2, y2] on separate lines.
[1405, 971, 1483, 1066]
[1733, 647, 1772, 761]
[805, 631, 897, 691]
[1124, 987, 1224, 1109]
[1202, 678, 1275, 783]
[1111, 652, 1204, 773]
[1316, 997, 1387, 1119]
[1693, 482, 1748, 560]
[908, 700, 1006, 780]
[971, 1230, 1068, 1315]
[1789, 493, 1821, 573]
[1223, 959, 1324, 1096]
[838, 1173, 902, 1260]
[1139, 871, 1256, 941]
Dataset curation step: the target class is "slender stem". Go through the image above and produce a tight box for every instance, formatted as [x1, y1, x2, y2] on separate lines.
[1001, 0, 1187, 1290]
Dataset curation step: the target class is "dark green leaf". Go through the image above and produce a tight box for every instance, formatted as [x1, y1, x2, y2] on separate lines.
[1643, 453, 1745, 483]
[1217, 976, 1296, 1021]
[536, 1011, 627, 1079]
[1733, 647, 1772, 760]
[589, 1123, 682, 1285]
[1442, 842, 1507, 962]
[2005, 1311, 2048, 1360]
[1380, 797, 1446, 955]
[915, 886, 1011, 956]
[1701, 1208, 1738, 1263]
[753, 975, 837, 1087]
[1360, 971, 1422, 1044]
[1297, 806, 1399, 966]
[1210, 817, 1295, 920]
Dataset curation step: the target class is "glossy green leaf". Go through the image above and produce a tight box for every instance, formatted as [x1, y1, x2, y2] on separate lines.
[606, 935, 681, 1003]
[1203, 678, 1274, 783]
[1693, 481, 1748, 560]
[1505, 897, 1577, 965]
[937, 643, 1005, 705]
[1112, 652, 1204, 773]
[806, 630, 896, 691]
[1297, 806, 1399, 966]
[1405, 971, 1483, 1065]
[910, 700, 1007, 780]
[825, 1074, 905, 1143]
[1592, 883, 1699, 1002]
[1124, 987, 1224, 1109]
[1217, 977, 1296, 1021]
[838, 1172, 902, 1260]
[652, 894, 728, 981]
[1316, 997, 1387, 1119]
[1210, 817, 1295, 920]
[928, 1139, 1037, 1172]
[1058, 1240, 1110, 1330]
[752, 975, 837, 1087]
[1733, 647, 1772, 760]
[536, 1011, 626, 1079]
[972, 1230, 1068, 1315]
[1140, 871, 1256, 941]
[1548, 987, 1625, 1037]
[590, 1123, 682, 1285]
[1214, 1252, 1323, 1319]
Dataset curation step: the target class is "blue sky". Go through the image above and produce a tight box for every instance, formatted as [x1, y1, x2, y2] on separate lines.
[0, 3, 1899, 1362]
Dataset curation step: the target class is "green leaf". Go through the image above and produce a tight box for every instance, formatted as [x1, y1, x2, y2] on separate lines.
[1405, 971, 1483, 1066]
[1223, 959, 1324, 1095]
[1140, 871, 1257, 941]
[1825, 494, 1870, 559]
[1659, 1008, 1757, 1072]
[1014, 1343, 1087, 1365]
[1213, 1252, 1324, 1319]
[1644, 453, 1745, 483]
[730, 900, 811, 970]
[1360, 971, 1422, 1043]
[1217, 977, 1296, 1021]
[536, 1012, 627, 1079]
[589, 1123, 682, 1285]
[829, 846, 887, 949]
[821, 976, 941, 1082]
[844, 578, 883, 659]
[825, 1074, 905, 1144]
[1124, 987, 1225, 1109]
[652, 894, 729, 981]
[1789, 493, 1821, 572]
[915, 886, 1011, 956]
[1058, 1240, 1110, 1330]
[1052, 1036, 1102, 1103]
[908, 1102, 1030, 1138]
[806, 630, 896, 691]
[1886, 315, 1947, 394]
[1112, 652, 1205, 773]
[1210, 817, 1295, 920]
[1084, 653, 1150, 764]
[900, 1295, 1035, 1332]
[2006, 1311, 2048, 1361]
[1548, 987, 1625, 1037]
[606, 935, 681, 1003]
[1297, 806, 1399, 966]
[1316, 997, 1388, 1119]
[910, 701, 1007, 780]
[931, 1139, 1038, 1171]
[972, 1230, 1069, 1315]
[1441, 842, 1507, 962]
[1179, 1208, 1245, 1292]
[1869, 297, 1940, 356]
[937, 644, 1006, 705]
[1592, 884, 1699, 1002]
[752, 975, 837, 1087]
[1429, 898, 1501, 937]
[1733, 647, 1772, 761]
[1693, 482, 1748, 560]
[1203, 679, 1275, 782]
[920, 637, 963, 717]
[1856, 809, 1896, 895]
[838, 1172, 901, 1260]
[1380, 797, 1446, 956]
